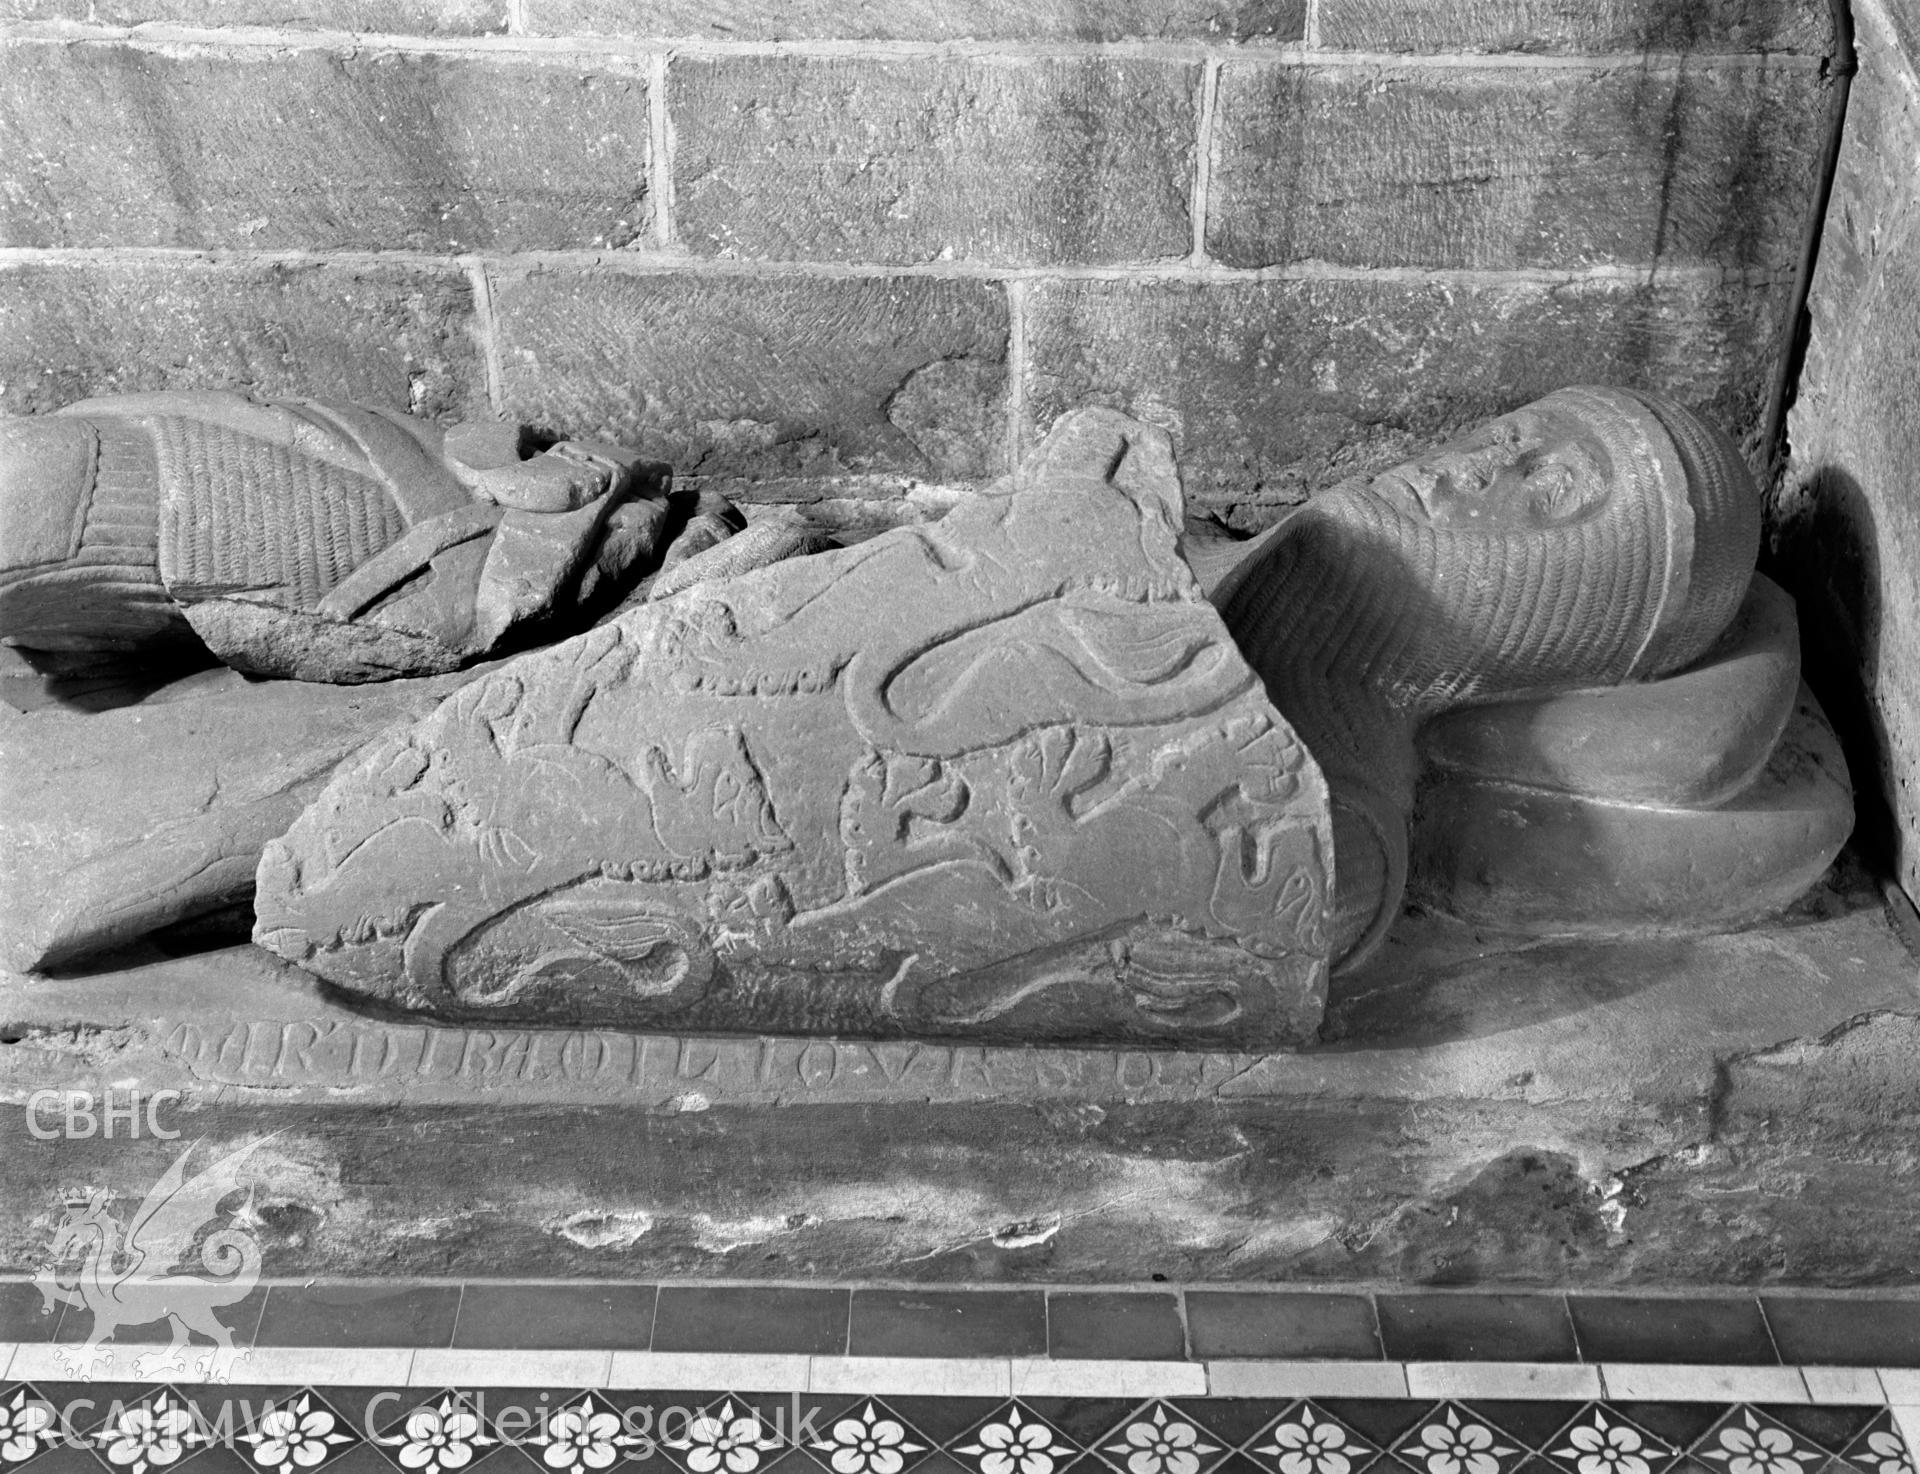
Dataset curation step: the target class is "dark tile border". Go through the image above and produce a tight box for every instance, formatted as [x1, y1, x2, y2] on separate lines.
[5, 1278, 1920, 1367]
[252, 1284, 462, 1349]
[1568, 1294, 1777, 1365]
[1186, 1289, 1381, 1359]
[849, 1288, 1047, 1357]
[654, 1285, 851, 1355]
[1376, 1292, 1581, 1362]
[1046, 1290, 1185, 1360]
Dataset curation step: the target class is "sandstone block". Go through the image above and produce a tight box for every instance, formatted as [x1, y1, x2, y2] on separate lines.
[1781, 4, 1920, 901]
[527, 0, 1302, 42]
[254, 409, 1335, 1047]
[0, 257, 483, 420]
[0, 43, 648, 252]
[493, 270, 1009, 492]
[1209, 63, 1826, 272]
[3, 0, 508, 28]
[671, 56, 1197, 266]
[1317, 0, 1834, 54]
[0, 260, 483, 420]
[1022, 275, 1781, 525]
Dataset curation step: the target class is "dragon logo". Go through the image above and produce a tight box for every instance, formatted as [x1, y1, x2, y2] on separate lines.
[32, 1137, 269, 1381]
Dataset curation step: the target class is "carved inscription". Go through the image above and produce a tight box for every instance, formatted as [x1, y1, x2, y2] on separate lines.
[150, 1019, 1269, 1103]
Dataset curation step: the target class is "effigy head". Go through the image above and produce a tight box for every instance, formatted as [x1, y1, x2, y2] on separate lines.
[1350, 385, 1760, 692]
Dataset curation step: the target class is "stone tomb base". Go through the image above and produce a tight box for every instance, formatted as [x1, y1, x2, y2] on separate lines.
[1, 869, 1918, 1286]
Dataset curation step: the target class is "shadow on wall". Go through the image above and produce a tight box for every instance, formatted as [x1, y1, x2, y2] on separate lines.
[1766, 464, 1895, 873]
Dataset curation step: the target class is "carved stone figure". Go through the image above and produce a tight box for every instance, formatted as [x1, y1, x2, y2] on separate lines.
[0, 657, 491, 971]
[0, 392, 673, 682]
[0, 382, 1853, 1026]
[1210, 385, 1853, 970]
[251, 408, 1337, 1047]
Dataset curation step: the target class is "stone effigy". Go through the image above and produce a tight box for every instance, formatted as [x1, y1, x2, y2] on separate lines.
[0, 381, 1853, 1030]
[0, 658, 493, 972]
[1212, 386, 1853, 970]
[251, 408, 1337, 1047]
[0, 392, 672, 682]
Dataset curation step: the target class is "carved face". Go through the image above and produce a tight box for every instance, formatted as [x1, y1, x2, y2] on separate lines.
[1371, 403, 1616, 532]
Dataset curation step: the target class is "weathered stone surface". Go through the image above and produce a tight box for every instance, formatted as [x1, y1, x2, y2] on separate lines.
[3, 871, 1917, 1283]
[0, 661, 481, 973]
[0, 259, 483, 421]
[1023, 275, 1783, 525]
[1209, 63, 1826, 272]
[2, 0, 508, 27]
[1781, 0, 1920, 905]
[0, 43, 649, 251]
[671, 57, 1197, 267]
[1411, 689, 1853, 935]
[1317, 0, 1833, 54]
[493, 270, 1009, 496]
[1217, 386, 1812, 968]
[254, 409, 1334, 1047]
[0, 393, 669, 680]
[1417, 573, 1802, 807]
[526, 0, 1303, 42]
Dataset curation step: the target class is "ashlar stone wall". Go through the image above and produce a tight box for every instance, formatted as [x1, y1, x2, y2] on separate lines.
[0, 0, 1839, 534]
[1782, 0, 1920, 909]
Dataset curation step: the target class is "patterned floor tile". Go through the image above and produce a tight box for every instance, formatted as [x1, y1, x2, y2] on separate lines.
[800, 1397, 936, 1474]
[230, 1391, 359, 1474]
[1692, 1408, 1829, 1474]
[1018, 1402, 1149, 1461]
[1390, 1403, 1529, 1474]
[656, 1396, 791, 1474]
[82, 1385, 219, 1474]
[1165, 1403, 1288, 1454]
[1538, 1405, 1677, 1474]
[1758, 1411, 1887, 1457]
[872, 1404, 1009, 1453]
[1313, 1404, 1435, 1452]
[1244, 1399, 1380, 1474]
[1838, 1412, 1915, 1474]
[367, 1389, 508, 1474]
[946, 1403, 1081, 1474]
[1460, 1403, 1590, 1455]
[1085, 1401, 1226, 1474]
[500, 1390, 650, 1473]
[0, 1386, 64, 1471]
[1605, 1412, 1725, 1454]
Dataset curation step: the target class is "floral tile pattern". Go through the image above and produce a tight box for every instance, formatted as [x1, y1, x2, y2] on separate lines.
[1543, 1408, 1676, 1474]
[0, 1387, 61, 1471]
[371, 1393, 499, 1474]
[807, 1402, 930, 1474]
[517, 1393, 648, 1474]
[1391, 1406, 1526, 1474]
[88, 1389, 215, 1474]
[1246, 1403, 1377, 1474]
[950, 1407, 1077, 1474]
[1696, 1411, 1828, 1474]
[0, 1385, 1905, 1474]
[237, 1393, 358, 1474]
[1099, 1404, 1224, 1474]
[1840, 1415, 1915, 1474]
[660, 1401, 786, 1474]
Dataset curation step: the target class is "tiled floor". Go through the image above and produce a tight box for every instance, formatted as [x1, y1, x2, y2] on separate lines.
[0, 1380, 1911, 1474]
[1, 1283, 1915, 1474]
